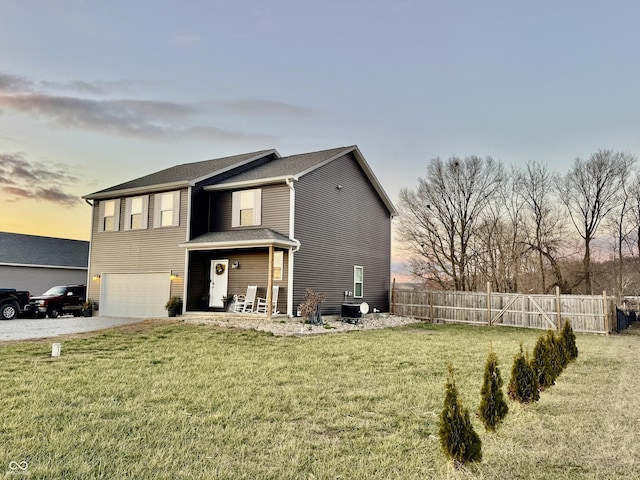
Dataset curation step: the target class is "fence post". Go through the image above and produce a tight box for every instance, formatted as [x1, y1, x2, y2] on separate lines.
[410, 290, 414, 318]
[603, 290, 609, 335]
[429, 291, 434, 323]
[486, 281, 491, 326]
[391, 278, 396, 315]
[556, 286, 562, 331]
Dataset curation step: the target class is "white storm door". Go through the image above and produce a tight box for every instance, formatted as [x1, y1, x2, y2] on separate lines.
[209, 260, 229, 308]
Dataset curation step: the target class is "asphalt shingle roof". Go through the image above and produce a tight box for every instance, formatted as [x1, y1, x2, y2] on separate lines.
[184, 229, 296, 246]
[215, 146, 353, 184]
[0, 232, 89, 268]
[85, 150, 276, 198]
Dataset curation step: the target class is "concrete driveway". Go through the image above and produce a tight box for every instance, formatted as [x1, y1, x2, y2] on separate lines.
[0, 315, 147, 342]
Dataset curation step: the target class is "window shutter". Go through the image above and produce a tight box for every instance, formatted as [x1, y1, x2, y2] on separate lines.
[98, 201, 105, 232]
[141, 195, 149, 229]
[113, 199, 121, 231]
[172, 191, 180, 226]
[124, 198, 132, 230]
[231, 191, 241, 227]
[153, 194, 161, 228]
[253, 189, 262, 226]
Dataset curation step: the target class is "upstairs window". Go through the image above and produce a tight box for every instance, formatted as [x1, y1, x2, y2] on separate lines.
[232, 189, 262, 227]
[154, 191, 180, 228]
[124, 195, 149, 230]
[99, 199, 120, 232]
[354, 266, 364, 298]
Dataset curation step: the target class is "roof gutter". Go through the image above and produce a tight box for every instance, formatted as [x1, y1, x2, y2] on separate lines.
[179, 238, 301, 251]
[82, 180, 190, 200]
[204, 175, 295, 192]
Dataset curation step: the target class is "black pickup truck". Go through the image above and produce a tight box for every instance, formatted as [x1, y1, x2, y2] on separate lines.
[0, 289, 31, 320]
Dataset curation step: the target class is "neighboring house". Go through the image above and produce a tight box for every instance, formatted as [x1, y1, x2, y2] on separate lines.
[82, 146, 396, 318]
[0, 232, 89, 295]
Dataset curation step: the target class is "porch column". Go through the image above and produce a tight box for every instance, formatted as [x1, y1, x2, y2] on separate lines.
[267, 245, 274, 320]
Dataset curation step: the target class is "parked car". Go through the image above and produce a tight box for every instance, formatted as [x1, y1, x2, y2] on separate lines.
[0, 288, 31, 320]
[26, 285, 87, 318]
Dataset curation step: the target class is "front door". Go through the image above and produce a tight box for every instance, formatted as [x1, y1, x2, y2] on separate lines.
[209, 260, 229, 308]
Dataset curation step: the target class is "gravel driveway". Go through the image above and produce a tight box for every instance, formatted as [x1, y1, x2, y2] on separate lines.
[0, 315, 147, 342]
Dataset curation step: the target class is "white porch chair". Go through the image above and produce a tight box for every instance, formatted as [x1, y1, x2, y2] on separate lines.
[234, 285, 257, 313]
[255, 285, 280, 314]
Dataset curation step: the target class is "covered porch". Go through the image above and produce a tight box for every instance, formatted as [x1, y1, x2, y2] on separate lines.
[180, 229, 300, 318]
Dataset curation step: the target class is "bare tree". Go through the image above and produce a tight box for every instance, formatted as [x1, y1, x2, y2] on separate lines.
[517, 161, 568, 293]
[557, 150, 635, 294]
[397, 156, 503, 290]
[473, 169, 527, 292]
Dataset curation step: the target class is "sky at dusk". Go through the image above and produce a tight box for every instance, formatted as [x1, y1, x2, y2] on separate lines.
[2, 0, 640, 271]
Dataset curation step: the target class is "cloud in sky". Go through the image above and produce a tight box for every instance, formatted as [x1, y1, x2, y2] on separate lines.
[0, 72, 315, 143]
[218, 98, 318, 118]
[0, 152, 81, 207]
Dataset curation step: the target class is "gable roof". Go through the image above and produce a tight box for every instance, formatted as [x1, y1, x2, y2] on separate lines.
[83, 145, 396, 216]
[0, 232, 89, 269]
[205, 145, 397, 216]
[83, 149, 278, 200]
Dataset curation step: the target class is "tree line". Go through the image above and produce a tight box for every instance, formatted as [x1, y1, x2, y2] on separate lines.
[397, 149, 640, 298]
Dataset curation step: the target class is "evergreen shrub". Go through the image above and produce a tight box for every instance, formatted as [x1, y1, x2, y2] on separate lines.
[507, 344, 540, 404]
[439, 364, 482, 466]
[561, 319, 579, 361]
[479, 350, 509, 431]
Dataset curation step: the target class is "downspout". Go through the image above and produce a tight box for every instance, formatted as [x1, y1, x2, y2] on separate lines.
[183, 186, 193, 314]
[286, 177, 300, 316]
[84, 198, 96, 310]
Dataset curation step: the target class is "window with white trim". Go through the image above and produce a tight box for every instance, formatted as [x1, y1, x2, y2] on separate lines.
[124, 195, 149, 230]
[273, 250, 283, 281]
[99, 199, 120, 232]
[354, 266, 364, 298]
[154, 191, 180, 227]
[232, 189, 262, 227]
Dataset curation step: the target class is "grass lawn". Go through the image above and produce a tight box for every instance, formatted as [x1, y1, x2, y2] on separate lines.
[1, 320, 639, 479]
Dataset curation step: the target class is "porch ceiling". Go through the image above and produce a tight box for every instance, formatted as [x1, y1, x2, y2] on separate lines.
[180, 228, 300, 251]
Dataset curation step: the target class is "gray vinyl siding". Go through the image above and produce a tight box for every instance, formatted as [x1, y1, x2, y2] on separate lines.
[189, 152, 280, 240]
[293, 152, 392, 315]
[209, 184, 290, 234]
[87, 189, 189, 303]
[186, 249, 288, 313]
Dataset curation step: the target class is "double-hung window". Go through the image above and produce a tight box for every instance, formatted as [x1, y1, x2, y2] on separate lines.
[232, 189, 262, 227]
[354, 266, 364, 298]
[273, 251, 283, 281]
[99, 199, 120, 232]
[124, 195, 149, 230]
[154, 191, 180, 228]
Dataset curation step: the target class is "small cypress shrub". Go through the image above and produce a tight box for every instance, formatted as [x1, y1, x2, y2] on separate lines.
[532, 334, 554, 390]
[507, 344, 540, 404]
[560, 320, 578, 361]
[439, 364, 482, 466]
[545, 330, 564, 380]
[479, 350, 509, 431]
[552, 328, 569, 370]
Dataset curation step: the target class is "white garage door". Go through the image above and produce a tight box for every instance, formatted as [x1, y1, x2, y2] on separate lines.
[101, 272, 170, 317]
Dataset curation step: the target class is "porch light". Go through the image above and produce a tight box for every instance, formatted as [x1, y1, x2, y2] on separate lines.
[92, 274, 101, 281]
[232, 261, 240, 269]
[170, 271, 180, 281]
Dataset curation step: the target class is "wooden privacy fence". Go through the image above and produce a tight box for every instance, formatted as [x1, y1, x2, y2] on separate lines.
[391, 283, 615, 334]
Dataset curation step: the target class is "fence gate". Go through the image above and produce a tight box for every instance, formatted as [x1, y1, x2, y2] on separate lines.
[490, 294, 557, 330]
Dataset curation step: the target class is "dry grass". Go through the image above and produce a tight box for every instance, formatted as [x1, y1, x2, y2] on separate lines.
[0, 321, 639, 479]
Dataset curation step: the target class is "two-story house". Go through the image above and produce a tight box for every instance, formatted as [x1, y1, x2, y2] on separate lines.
[82, 146, 396, 318]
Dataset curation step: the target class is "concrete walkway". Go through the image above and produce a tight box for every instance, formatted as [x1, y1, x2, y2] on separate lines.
[0, 315, 147, 342]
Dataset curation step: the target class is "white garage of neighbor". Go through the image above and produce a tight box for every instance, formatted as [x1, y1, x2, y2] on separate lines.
[100, 272, 170, 317]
